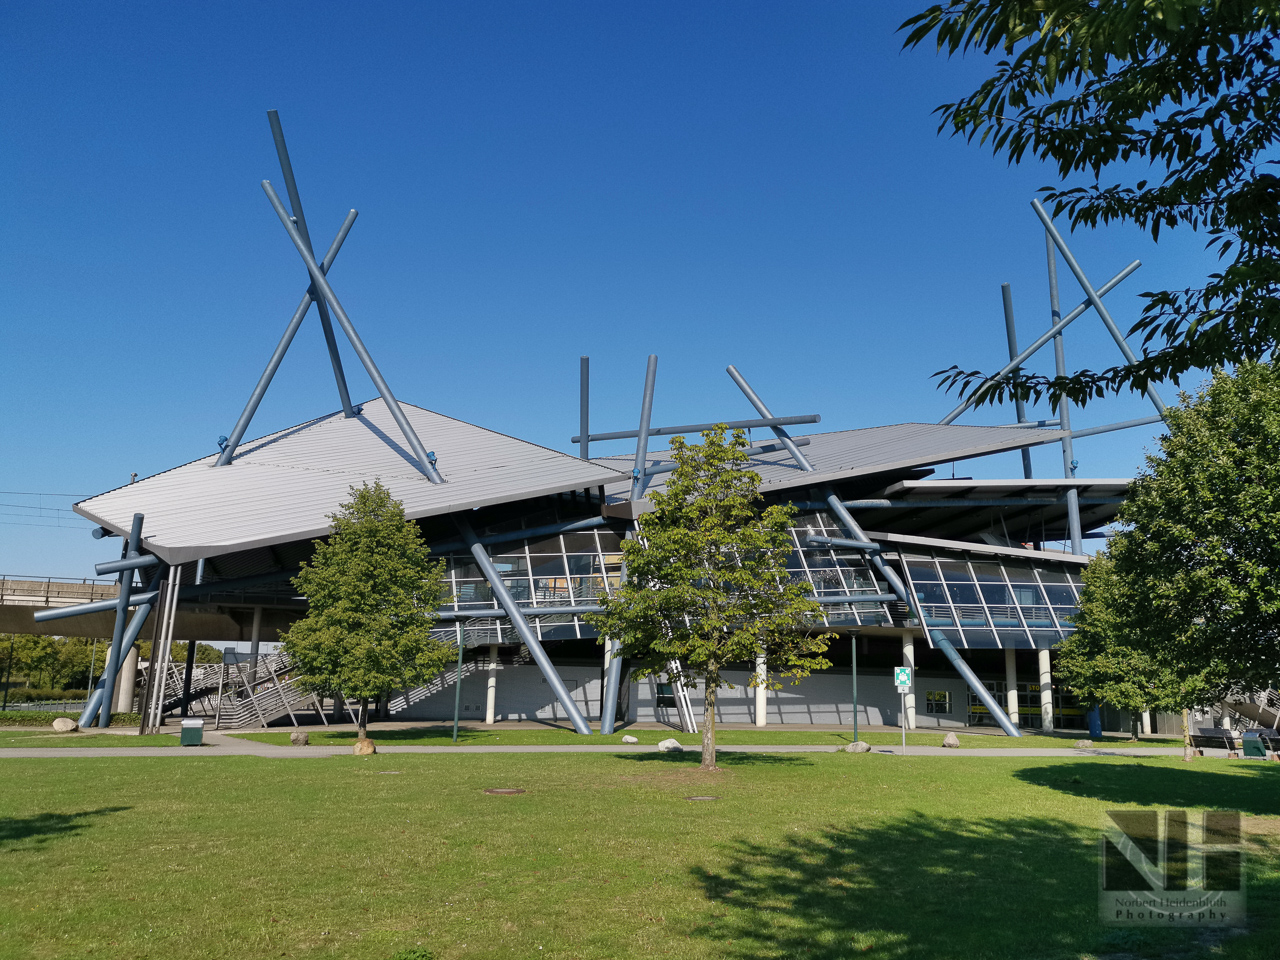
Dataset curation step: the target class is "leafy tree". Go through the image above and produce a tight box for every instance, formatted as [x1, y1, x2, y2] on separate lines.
[587, 428, 833, 771]
[1056, 554, 1216, 759]
[281, 481, 451, 741]
[1061, 363, 1280, 756]
[902, 2, 1280, 406]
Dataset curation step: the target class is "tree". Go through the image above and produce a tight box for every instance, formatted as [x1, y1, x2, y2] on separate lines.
[587, 428, 833, 771]
[281, 481, 451, 742]
[1055, 554, 1217, 759]
[902, 2, 1280, 406]
[1060, 363, 1280, 756]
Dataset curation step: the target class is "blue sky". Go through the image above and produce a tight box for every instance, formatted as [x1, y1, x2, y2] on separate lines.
[1, 2, 1215, 577]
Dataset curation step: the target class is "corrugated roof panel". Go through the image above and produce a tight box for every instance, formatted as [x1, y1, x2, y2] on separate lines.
[74, 400, 628, 564]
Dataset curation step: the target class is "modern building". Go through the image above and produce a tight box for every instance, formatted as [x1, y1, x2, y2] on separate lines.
[30, 113, 1169, 737]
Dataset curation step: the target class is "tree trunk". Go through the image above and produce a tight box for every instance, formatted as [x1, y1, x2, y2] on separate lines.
[358, 697, 369, 741]
[332, 692, 343, 724]
[1181, 707, 1195, 762]
[700, 672, 717, 771]
[1130, 710, 1141, 741]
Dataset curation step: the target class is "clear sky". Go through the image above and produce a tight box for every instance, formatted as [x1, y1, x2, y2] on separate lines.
[1, 2, 1216, 578]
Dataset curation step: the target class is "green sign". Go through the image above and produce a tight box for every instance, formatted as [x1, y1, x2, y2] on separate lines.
[894, 666, 912, 690]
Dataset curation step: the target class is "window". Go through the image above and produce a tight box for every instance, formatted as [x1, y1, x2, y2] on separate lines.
[656, 682, 676, 708]
[926, 690, 952, 715]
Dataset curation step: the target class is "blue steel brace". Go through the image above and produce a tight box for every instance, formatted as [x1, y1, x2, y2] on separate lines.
[92, 513, 143, 728]
[630, 355, 658, 502]
[726, 365, 1023, 737]
[267, 109, 356, 418]
[78, 568, 165, 728]
[455, 518, 593, 734]
[1001, 283, 1034, 480]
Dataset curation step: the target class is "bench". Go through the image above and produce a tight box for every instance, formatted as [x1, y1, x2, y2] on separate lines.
[1191, 727, 1240, 758]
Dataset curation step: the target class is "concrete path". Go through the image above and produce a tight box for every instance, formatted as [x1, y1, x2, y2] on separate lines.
[0, 732, 1207, 760]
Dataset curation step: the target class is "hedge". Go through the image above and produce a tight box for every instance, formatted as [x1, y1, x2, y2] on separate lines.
[3, 688, 91, 703]
[0, 712, 142, 728]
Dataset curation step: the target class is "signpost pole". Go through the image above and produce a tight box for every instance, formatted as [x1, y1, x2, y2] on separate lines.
[893, 665, 912, 756]
[901, 692, 906, 755]
[851, 637, 858, 744]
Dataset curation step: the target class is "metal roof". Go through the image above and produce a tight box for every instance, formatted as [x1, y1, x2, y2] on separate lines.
[74, 399, 628, 565]
[870, 530, 1092, 565]
[595, 422, 1072, 498]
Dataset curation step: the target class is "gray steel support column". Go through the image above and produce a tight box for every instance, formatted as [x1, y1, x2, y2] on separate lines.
[180, 558, 203, 718]
[79, 566, 162, 728]
[939, 260, 1141, 424]
[579, 356, 590, 460]
[630, 355, 658, 502]
[1046, 231, 1084, 554]
[1032, 199, 1168, 415]
[216, 211, 358, 465]
[456, 518, 593, 734]
[94, 513, 143, 728]
[263, 181, 444, 483]
[267, 109, 355, 418]
[934, 636, 1021, 737]
[1001, 283, 1034, 479]
[598, 525, 635, 734]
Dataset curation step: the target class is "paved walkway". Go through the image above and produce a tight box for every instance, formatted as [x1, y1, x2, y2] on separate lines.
[0, 731, 1201, 759]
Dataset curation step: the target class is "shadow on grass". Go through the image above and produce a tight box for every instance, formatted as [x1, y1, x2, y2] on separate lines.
[618, 752, 814, 767]
[0, 806, 130, 848]
[1016, 761, 1280, 817]
[691, 812, 1262, 960]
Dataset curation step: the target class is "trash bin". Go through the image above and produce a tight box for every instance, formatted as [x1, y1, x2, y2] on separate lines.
[180, 718, 205, 747]
[1243, 732, 1266, 758]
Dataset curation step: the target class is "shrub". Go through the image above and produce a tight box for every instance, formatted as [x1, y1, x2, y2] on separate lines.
[4, 688, 90, 703]
[0, 711, 141, 727]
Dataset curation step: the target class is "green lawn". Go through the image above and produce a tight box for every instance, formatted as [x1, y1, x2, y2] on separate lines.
[0, 730, 180, 748]
[232, 725, 1183, 750]
[0, 753, 1274, 960]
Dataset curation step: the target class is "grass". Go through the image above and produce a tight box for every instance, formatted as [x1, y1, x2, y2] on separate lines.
[231, 725, 1184, 750]
[0, 730, 179, 748]
[0, 752, 1275, 960]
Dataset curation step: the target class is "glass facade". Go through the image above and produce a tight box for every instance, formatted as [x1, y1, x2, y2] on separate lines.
[786, 511, 892, 627]
[901, 549, 1084, 649]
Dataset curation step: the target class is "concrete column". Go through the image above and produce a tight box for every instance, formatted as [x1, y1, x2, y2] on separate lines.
[1004, 649, 1020, 727]
[901, 630, 916, 730]
[1038, 648, 1054, 732]
[754, 652, 767, 727]
[1141, 710, 1152, 736]
[114, 646, 138, 713]
[248, 606, 262, 684]
[485, 643, 499, 725]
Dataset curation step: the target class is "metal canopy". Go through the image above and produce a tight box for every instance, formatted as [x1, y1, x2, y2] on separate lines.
[74, 398, 628, 565]
[593, 421, 1071, 501]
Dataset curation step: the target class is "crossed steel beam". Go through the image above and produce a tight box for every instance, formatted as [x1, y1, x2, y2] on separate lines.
[215, 111, 442, 484]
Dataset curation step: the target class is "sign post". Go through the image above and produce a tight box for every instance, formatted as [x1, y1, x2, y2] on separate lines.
[894, 666, 913, 755]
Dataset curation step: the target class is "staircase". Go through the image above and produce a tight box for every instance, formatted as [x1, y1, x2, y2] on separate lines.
[1221, 688, 1280, 730]
[210, 651, 337, 729]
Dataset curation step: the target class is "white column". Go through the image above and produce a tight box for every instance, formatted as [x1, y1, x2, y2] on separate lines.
[1038, 648, 1054, 732]
[901, 630, 916, 729]
[485, 643, 499, 725]
[114, 646, 138, 713]
[1141, 710, 1152, 736]
[1004, 649, 1020, 727]
[754, 652, 767, 727]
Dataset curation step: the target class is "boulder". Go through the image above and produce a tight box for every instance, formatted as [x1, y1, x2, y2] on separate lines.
[621, 735, 639, 744]
[942, 732, 961, 749]
[657, 738, 683, 753]
[1073, 739, 1094, 748]
[353, 738, 377, 756]
[290, 731, 309, 747]
[51, 717, 78, 733]
[844, 740, 871, 753]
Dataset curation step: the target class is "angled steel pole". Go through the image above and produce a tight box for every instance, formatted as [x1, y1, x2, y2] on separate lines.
[217, 211, 358, 465]
[94, 513, 143, 728]
[939, 260, 1141, 424]
[267, 110, 355, 418]
[629, 355, 658, 501]
[456, 518, 593, 734]
[727, 367, 1021, 736]
[579, 356, 590, 460]
[263, 180, 444, 483]
[599, 526, 634, 735]
[1046, 232, 1084, 554]
[80, 565, 163, 728]
[1001, 284, 1034, 479]
[1032, 199, 1167, 415]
